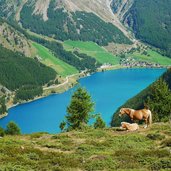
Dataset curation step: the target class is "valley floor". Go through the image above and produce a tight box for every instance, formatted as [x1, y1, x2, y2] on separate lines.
[0, 123, 170, 170]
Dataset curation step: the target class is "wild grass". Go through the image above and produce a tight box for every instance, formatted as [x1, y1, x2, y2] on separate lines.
[32, 42, 78, 77]
[0, 123, 170, 170]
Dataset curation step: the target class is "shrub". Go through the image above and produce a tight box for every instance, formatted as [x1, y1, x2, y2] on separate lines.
[150, 159, 171, 170]
[94, 115, 106, 129]
[147, 133, 165, 140]
[161, 138, 171, 147]
[5, 122, 21, 135]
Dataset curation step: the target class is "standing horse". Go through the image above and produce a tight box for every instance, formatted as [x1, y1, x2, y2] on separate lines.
[119, 108, 152, 128]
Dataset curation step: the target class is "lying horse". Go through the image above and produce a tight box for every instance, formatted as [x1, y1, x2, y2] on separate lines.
[119, 108, 152, 128]
[121, 122, 139, 131]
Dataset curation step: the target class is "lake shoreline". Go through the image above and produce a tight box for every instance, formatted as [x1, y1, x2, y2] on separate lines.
[1, 66, 165, 120]
[0, 68, 165, 133]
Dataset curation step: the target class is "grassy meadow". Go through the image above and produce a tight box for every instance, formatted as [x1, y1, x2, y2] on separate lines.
[63, 40, 120, 65]
[128, 49, 171, 66]
[32, 42, 78, 77]
[0, 123, 170, 170]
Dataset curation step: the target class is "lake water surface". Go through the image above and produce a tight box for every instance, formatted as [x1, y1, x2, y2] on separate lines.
[0, 68, 165, 133]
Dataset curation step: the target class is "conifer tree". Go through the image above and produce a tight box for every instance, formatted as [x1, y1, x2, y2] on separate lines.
[65, 87, 94, 130]
[146, 79, 171, 122]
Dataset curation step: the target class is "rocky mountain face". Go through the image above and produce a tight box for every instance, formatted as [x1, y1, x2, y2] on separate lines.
[111, 0, 134, 22]
[0, 0, 22, 18]
[0, 19, 33, 56]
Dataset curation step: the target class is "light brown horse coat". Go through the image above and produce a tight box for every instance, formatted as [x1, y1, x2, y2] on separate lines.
[119, 108, 152, 128]
[121, 122, 139, 131]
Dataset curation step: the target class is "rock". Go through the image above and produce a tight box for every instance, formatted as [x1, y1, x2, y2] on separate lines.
[21, 146, 25, 150]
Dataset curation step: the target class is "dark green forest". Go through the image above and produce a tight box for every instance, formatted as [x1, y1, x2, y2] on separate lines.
[0, 96, 7, 114]
[124, 0, 171, 57]
[20, 1, 131, 46]
[111, 69, 171, 126]
[15, 85, 43, 101]
[0, 45, 56, 101]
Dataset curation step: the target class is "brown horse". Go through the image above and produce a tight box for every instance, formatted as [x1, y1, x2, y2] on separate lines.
[119, 108, 152, 128]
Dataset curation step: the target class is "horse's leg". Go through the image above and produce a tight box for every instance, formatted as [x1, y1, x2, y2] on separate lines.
[130, 116, 134, 123]
[144, 119, 148, 129]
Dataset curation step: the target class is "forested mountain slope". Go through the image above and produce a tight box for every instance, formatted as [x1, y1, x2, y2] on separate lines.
[0, 45, 56, 102]
[112, 0, 171, 57]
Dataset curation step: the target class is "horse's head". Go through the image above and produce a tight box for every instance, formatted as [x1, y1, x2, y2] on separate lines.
[119, 108, 131, 117]
[121, 122, 127, 128]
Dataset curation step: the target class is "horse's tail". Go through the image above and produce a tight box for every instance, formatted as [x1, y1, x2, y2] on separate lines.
[148, 110, 152, 126]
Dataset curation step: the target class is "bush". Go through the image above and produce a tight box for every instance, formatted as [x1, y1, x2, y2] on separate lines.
[5, 122, 21, 135]
[150, 159, 171, 170]
[0, 127, 5, 137]
[94, 115, 106, 129]
[161, 138, 171, 147]
[147, 133, 165, 140]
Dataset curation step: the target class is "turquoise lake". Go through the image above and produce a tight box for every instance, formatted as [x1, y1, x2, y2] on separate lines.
[0, 68, 165, 133]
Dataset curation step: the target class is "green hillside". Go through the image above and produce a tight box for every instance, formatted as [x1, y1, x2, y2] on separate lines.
[64, 41, 120, 65]
[127, 49, 171, 66]
[124, 0, 171, 57]
[32, 42, 78, 77]
[0, 123, 170, 170]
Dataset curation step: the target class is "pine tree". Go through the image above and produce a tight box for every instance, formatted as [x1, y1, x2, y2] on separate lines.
[94, 115, 106, 129]
[146, 79, 171, 122]
[66, 87, 94, 130]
